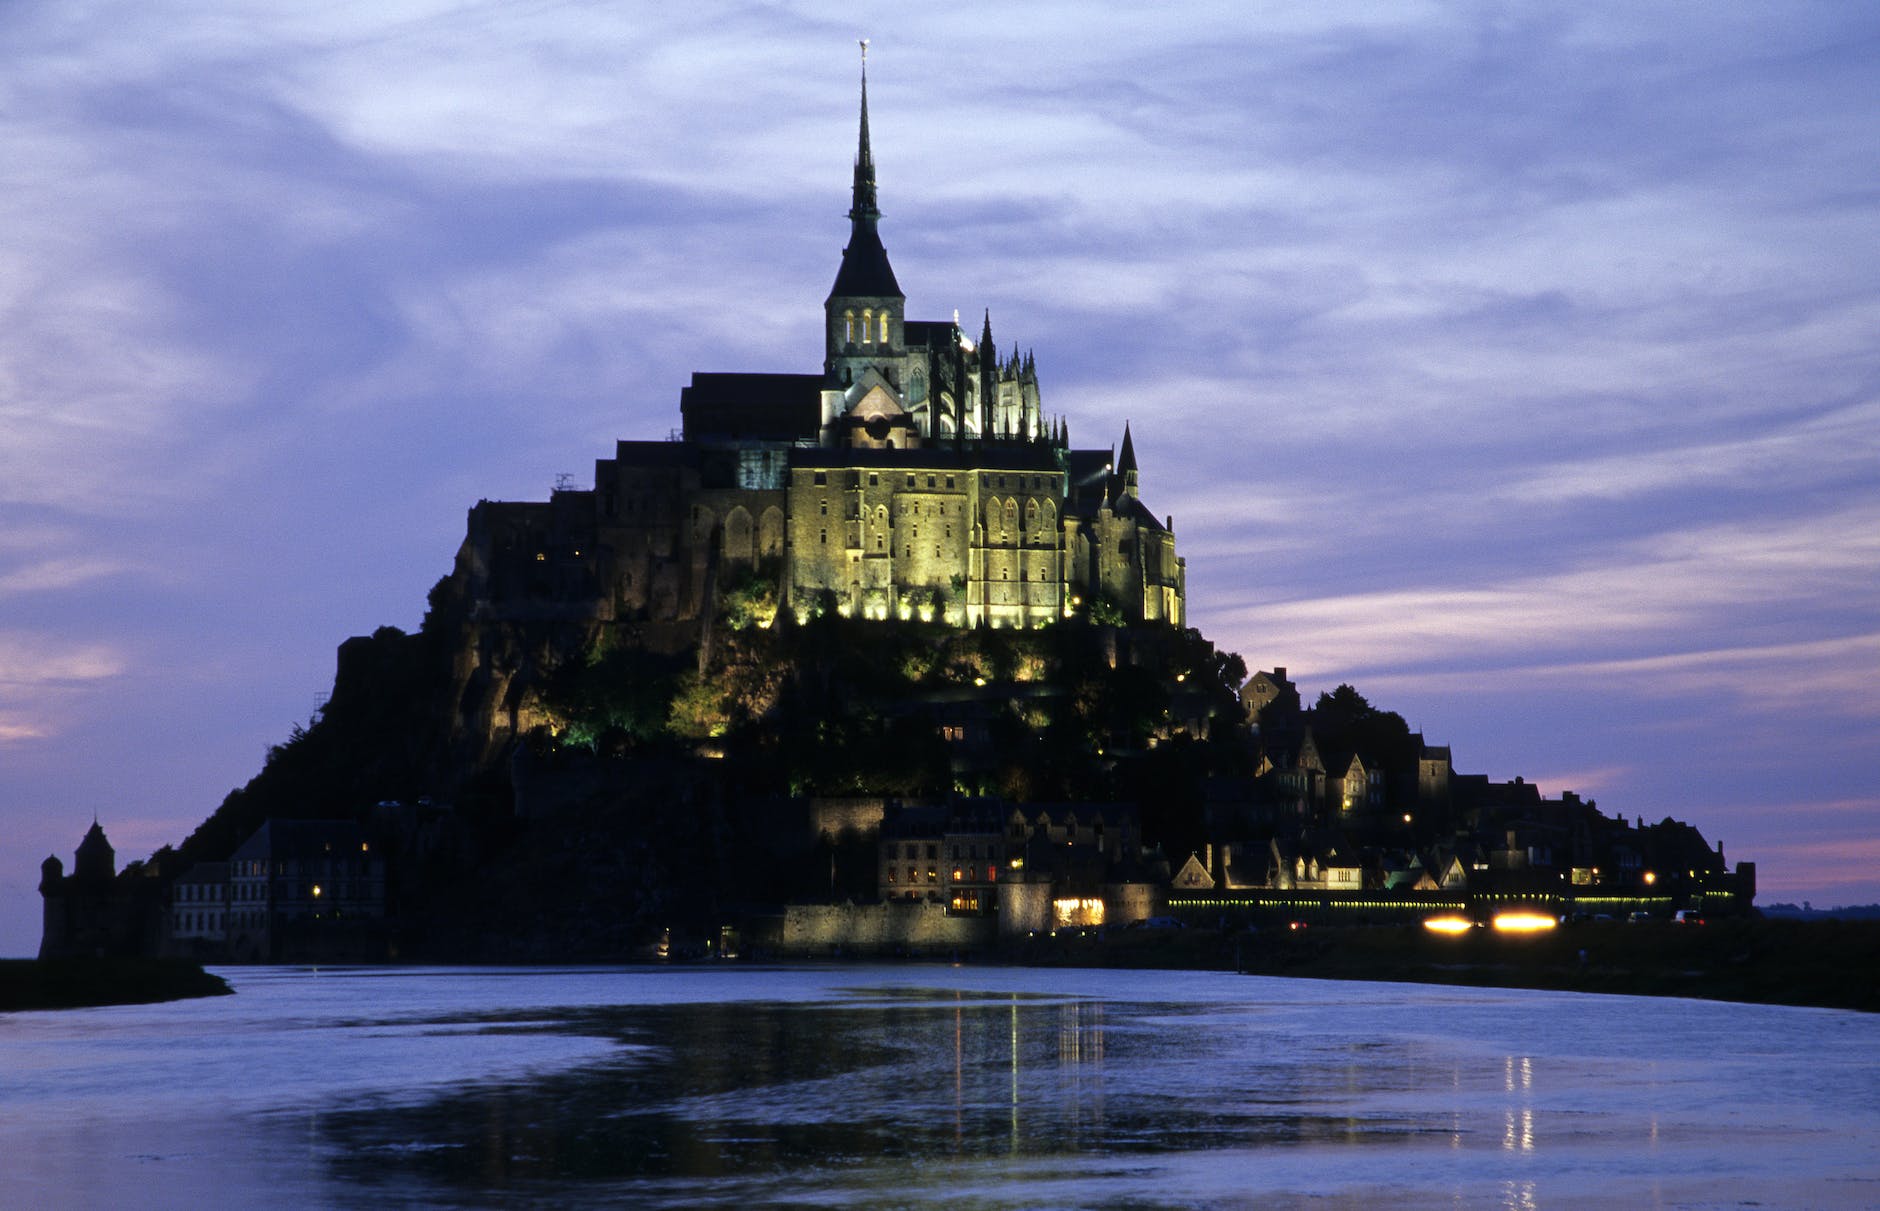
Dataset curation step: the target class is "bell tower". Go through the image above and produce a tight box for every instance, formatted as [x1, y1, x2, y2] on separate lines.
[824, 41, 905, 394]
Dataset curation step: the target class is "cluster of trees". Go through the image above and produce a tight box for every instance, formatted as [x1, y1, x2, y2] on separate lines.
[532, 615, 1255, 811]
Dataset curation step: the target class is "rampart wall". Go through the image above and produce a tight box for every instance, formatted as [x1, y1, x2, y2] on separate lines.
[779, 901, 993, 955]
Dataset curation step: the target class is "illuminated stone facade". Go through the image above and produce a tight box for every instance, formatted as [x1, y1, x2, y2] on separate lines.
[459, 67, 1184, 633]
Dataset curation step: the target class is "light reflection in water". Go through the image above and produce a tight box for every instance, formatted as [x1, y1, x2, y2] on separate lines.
[1502, 1055, 1535, 1153]
[8, 968, 1871, 1210]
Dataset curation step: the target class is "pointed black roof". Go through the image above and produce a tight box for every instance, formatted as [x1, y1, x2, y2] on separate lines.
[828, 50, 902, 301]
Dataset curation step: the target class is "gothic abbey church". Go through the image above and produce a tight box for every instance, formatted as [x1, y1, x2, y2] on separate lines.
[459, 66, 1184, 633]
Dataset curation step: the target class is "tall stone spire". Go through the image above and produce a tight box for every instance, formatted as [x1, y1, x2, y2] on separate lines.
[825, 41, 904, 384]
[851, 39, 878, 223]
[829, 40, 896, 296]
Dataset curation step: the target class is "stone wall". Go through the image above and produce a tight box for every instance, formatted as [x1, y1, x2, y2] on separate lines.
[778, 901, 993, 956]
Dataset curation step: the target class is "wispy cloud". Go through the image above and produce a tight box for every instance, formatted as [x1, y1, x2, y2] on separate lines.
[0, 635, 125, 688]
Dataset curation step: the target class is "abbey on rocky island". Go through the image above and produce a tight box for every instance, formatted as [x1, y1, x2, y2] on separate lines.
[458, 62, 1184, 633]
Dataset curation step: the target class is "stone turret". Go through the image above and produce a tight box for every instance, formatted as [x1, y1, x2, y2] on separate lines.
[74, 820, 115, 883]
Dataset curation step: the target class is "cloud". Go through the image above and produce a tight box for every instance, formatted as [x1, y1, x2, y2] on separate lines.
[0, 715, 50, 745]
[1499, 398, 1880, 505]
[0, 0, 1876, 938]
[1750, 837, 1880, 902]
[0, 633, 125, 747]
[0, 557, 134, 595]
[0, 636, 125, 687]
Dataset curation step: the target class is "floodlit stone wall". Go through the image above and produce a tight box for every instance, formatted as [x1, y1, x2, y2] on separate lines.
[780, 901, 992, 955]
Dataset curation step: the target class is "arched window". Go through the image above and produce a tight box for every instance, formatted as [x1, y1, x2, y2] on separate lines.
[879, 311, 890, 343]
[862, 309, 874, 344]
[844, 311, 855, 344]
[1025, 499, 1039, 533]
[1002, 498, 1018, 535]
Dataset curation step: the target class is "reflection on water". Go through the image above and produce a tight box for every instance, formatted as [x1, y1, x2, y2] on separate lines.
[1502, 1054, 1534, 1153]
[320, 992, 1415, 1201]
[2, 965, 1878, 1210]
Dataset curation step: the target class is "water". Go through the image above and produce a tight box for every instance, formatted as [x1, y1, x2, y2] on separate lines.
[2, 966, 1875, 1209]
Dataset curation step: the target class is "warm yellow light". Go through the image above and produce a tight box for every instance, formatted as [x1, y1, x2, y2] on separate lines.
[973, 676, 987, 687]
[311, 884, 323, 898]
[1052, 897, 1105, 928]
[1491, 911, 1557, 933]
[1643, 871, 1657, 885]
[1423, 915, 1473, 935]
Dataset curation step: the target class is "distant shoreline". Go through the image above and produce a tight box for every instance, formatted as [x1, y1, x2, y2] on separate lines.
[1002, 916, 1880, 1013]
[9, 918, 1872, 1015]
[0, 958, 232, 1012]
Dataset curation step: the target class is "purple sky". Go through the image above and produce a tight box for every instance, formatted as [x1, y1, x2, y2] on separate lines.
[4, 4, 1877, 955]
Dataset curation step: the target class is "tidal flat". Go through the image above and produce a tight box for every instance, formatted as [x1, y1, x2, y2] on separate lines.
[2, 965, 1875, 1209]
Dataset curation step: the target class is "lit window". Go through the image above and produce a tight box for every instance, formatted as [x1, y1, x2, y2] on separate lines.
[879, 312, 889, 343]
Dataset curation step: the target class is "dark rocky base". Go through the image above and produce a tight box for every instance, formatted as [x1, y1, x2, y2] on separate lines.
[0, 958, 233, 1012]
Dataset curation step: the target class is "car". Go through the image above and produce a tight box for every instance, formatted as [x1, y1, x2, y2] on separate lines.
[1674, 910, 1706, 925]
[1627, 911, 1653, 924]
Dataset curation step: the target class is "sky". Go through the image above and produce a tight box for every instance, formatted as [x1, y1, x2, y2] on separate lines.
[2, 1, 1876, 956]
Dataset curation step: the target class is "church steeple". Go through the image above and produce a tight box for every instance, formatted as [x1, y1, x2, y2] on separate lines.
[826, 40, 904, 384]
[827, 42, 900, 303]
[850, 42, 878, 224]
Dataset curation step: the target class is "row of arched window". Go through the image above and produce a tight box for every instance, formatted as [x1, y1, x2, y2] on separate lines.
[842, 309, 892, 345]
